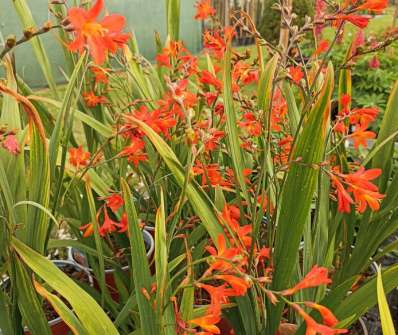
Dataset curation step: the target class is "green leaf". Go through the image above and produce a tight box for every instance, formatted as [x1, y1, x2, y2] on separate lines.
[269, 63, 334, 333]
[372, 80, 398, 191]
[12, 0, 59, 98]
[35, 281, 89, 335]
[223, 44, 250, 206]
[49, 52, 86, 178]
[0, 288, 13, 335]
[0, 57, 27, 224]
[121, 178, 158, 335]
[333, 264, 398, 325]
[281, 81, 300, 134]
[84, 182, 106, 305]
[377, 267, 396, 335]
[165, 0, 180, 41]
[11, 237, 120, 335]
[14, 258, 52, 335]
[155, 190, 177, 334]
[129, 117, 225, 245]
[29, 96, 113, 138]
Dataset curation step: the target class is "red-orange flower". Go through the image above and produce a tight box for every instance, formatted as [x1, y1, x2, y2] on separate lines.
[189, 313, 221, 334]
[99, 208, 119, 236]
[293, 303, 348, 335]
[83, 91, 107, 107]
[332, 166, 384, 213]
[282, 265, 331, 296]
[196, 283, 230, 314]
[238, 112, 262, 137]
[69, 146, 90, 168]
[199, 70, 223, 91]
[356, 0, 388, 12]
[194, 0, 216, 20]
[314, 40, 329, 56]
[205, 234, 242, 275]
[100, 193, 124, 212]
[304, 302, 339, 327]
[345, 167, 384, 213]
[80, 223, 94, 237]
[119, 137, 148, 167]
[335, 14, 370, 29]
[90, 66, 109, 84]
[348, 127, 376, 149]
[331, 174, 354, 213]
[289, 66, 304, 84]
[67, 0, 129, 64]
[214, 275, 251, 296]
[349, 107, 379, 128]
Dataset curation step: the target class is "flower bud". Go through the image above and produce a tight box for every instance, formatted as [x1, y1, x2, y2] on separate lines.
[42, 20, 53, 32]
[23, 27, 36, 39]
[5, 35, 16, 48]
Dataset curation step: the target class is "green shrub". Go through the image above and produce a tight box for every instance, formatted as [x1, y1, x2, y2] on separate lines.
[258, 0, 314, 43]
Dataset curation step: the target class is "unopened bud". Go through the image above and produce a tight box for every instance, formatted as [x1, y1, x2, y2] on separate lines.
[5, 35, 16, 48]
[185, 128, 196, 146]
[42, 20, 53, 32]
[61, 18, 71, 27]
[23, 27, 36, 39]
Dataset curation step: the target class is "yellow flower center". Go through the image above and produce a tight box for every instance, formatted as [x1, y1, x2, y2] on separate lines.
[82, 22, 106, 37]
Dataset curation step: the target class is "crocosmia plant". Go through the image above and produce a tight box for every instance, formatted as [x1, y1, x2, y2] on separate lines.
[1, 0, 398, 334]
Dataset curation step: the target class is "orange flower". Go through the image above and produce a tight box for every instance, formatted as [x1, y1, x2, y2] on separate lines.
[203, 29, 229, 60]
[119, 137, 148, 167]
[117, 212, 128, 233]
[357, 0, 388, 12]
[332, 167, 385, 213]
[194, 0, 216, 20]
[314, 40, 329, 56]
[214, 275, 251, 296]
[67, 0, 129, 64]
[345, 167, 384, 213]
[282, 265, 331, 296]
[331, 174, 354, 213]
[205, 234, 242, 275]
[199, 70, 223, 91]
[348, 127, 376, 149]
[293, 304, 348, 335]
[80, 223, 94, 237]
[288, 66, 304, 84]
[196, 283, 230, 314]
[349, 107, 379, 128]
[335, 14, 370, 28]
[90, 66, 109, 84]
[99, 208, 119, 236]
[189, 313, 221, 334]
[83, 91, 107, 107]
[304, 302, 339, 327]
[238, 112, 262, 137]
[69, 145, 90, 168]
[100, 193, 124, 212]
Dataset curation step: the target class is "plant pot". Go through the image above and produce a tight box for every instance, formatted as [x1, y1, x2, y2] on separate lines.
[1, 260, 92, 335]
[69, 229, 154, 300]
